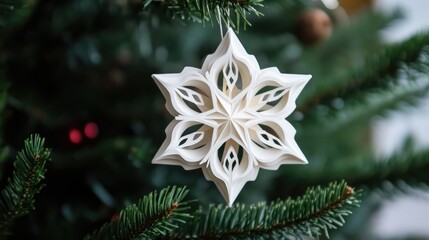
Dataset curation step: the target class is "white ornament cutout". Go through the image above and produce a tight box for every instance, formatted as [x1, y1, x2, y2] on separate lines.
[152, 28, 311, 206]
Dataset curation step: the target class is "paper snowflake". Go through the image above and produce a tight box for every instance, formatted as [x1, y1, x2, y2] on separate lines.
[152, 28, 311, 206]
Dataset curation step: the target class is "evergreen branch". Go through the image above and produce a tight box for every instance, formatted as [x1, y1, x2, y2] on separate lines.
[143, 0, 264, 29]
[325, 77, 429, 134]
[85, 186, 192, 240]
[356, 148, 429, 187]
[0, 134, 51, 237]
[373, 180, 429, 202]
[300, 31, 429, 112]
[171, 181, 360, 239]
[278, 148, 429, 196]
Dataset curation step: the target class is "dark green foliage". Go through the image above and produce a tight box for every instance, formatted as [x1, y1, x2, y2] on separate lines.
[301, 31, 429, 111]
[143, 0, 263, 29]
[0, 134, 51, 238]
[0, 80, 6, 115]
[324, 77, 429, 135]
[171, 181, 360, 239]
[278, 147, 429, 195]
[85, 182, 360, 239]
[0, 0, 32, 36]
[337, 32, 429, 98]
[0, 80, 8, 177]
[357, 148, 429, 187]
[0, 0, 24, 28]
[0, 146, 6, 180]
[296, 9, 403, 108]
[85, 186, 192, 240]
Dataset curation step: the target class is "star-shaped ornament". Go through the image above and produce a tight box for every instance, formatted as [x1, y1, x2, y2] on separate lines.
[152, 28, 311, 206]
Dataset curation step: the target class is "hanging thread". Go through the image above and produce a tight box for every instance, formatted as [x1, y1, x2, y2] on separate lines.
[217, 5, 223, 39]
[227, 8, 230, 29]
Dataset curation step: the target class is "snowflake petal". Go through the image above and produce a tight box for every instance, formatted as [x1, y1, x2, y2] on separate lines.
[201, 139, 258, 206]
[152, 120, 215, 169]
[153, 67, 215, 116]
[247, 68, 311, 117]
[247, 120, 307, 169]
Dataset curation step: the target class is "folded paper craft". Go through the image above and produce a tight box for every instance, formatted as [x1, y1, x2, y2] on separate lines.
[152, 28, 311, 206]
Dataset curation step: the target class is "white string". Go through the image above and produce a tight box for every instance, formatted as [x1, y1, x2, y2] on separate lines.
[227, 8, 230, 29]
[217, 6, 223, 39]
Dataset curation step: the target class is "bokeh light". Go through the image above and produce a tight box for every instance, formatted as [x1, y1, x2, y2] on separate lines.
[69, 129, 82, 144]
[84, 122, 99, 139]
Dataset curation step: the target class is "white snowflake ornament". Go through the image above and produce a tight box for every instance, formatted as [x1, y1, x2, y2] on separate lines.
[152, 28, 311, 206]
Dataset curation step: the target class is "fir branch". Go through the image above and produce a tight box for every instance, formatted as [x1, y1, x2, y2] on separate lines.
[0, 134, 51, 237]
[325, 77, 429, 134]
[356, 148, 429, 187]
[373, 180, 429, 202]
[300, 31, 429, 112]
[171, 181, 360, 239]
[143, 0, 264, 29]
[85, 186, 192, 240]
[278, 147, 429, 196]
[341, 150, 429, 203]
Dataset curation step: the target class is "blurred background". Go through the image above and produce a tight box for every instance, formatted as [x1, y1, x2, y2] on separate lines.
[1, 0, 429, 239]
[371, 0, 429, 239]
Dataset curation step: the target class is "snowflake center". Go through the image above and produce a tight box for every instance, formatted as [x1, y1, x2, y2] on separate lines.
[210, 95, 254, 127]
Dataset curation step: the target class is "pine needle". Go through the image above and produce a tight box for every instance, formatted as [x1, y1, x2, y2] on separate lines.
[326, 77, 429, 134]
[0, 134, 51, 237]
[300, 31, 429, 112]
[143, 0, 264, 30]
[85, 186, 193, 240]
[171, 181, 360, 239]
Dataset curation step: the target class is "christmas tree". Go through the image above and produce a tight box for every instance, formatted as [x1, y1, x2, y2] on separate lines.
[1, 0, 428, 239]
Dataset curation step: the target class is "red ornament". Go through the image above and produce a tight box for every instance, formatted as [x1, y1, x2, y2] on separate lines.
[84, 122, 99, 139]
[69, 129, 82, 144]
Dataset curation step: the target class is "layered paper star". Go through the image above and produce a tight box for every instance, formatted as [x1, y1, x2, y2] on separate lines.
[152, 28, 311, 206]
